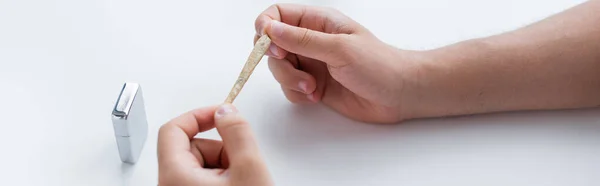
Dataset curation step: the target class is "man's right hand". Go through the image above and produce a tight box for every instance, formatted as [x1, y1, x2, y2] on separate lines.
[254, 4, 427, 123]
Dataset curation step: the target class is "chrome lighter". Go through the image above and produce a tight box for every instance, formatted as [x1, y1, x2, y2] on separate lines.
[111, 83, 148, 164]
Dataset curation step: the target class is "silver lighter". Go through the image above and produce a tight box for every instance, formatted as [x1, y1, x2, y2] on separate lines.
[111, 83, 148, 164]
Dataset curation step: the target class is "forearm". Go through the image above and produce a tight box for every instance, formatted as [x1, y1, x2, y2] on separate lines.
[410, 0, 600, 118]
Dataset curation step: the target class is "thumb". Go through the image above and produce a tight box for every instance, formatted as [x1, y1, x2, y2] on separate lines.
[214, 104, 263, 167]
[266, 20, 348, 67]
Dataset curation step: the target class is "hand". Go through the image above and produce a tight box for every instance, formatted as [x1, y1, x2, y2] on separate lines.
[157, 104, 273, 186]
[255, 4, 425, 123]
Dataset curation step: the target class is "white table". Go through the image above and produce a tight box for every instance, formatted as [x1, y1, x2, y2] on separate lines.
[1, 0, 599, 185]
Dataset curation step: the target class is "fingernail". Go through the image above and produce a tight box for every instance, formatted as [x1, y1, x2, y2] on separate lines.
[269, 20, 284, 37]
[298, 81, 308, 93]
[215, 104, 237, 119]
[256, 29, 262, 36]
[307, 93, 316, 102]
[269, 44, 279, 57]
[222, 170, 230, 177]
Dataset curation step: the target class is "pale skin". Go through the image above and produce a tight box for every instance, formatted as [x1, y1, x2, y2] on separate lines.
[158, 1, 600, 185]
[157, 105, 273, 186]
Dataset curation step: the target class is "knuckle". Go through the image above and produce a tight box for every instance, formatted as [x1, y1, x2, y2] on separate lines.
[217, 116, 247, 131]
[297, 28, 314, 47]
[157, 123, 172, 136]
[321, 34, 352, 67]
[331, 34, 349, 50]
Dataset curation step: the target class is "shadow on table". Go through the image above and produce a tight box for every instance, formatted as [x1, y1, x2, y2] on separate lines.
[257, 102, 600, 183]
[120, 163, 135, 180]
[260, 103, 600, 149]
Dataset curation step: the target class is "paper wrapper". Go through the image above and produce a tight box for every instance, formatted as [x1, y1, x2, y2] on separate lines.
[224, 34, 272, 104]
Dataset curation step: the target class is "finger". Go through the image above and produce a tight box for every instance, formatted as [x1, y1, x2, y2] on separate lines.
[254, 4, 284, 36]
[294, 55, 328, 103]
[266, 20, 350, 67]
[282, 87, 318, 104]
[256, 4, 347, 34]
[158, 106, 219, 170]
[255, 4, 358, 65]
[254, 4, 304, 58]
[213, 104, 266, 169]
[254, 4, 301, 59]
[268, 57, 316, 94]
[190, 138, 229, 169]
[255, 34, 287, 59]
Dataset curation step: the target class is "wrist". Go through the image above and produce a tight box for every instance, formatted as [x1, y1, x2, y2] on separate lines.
[398, 38, 495, 120]
[391, 49, 440, 121]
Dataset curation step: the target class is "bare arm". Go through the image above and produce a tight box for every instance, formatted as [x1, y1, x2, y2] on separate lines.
[408, 0, 600, 119]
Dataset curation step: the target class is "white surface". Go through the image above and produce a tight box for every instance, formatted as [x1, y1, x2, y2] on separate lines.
[1, 0, 599, 185]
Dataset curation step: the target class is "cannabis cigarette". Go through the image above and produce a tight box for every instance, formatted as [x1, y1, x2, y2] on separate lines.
[224, 34, 272, 104]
